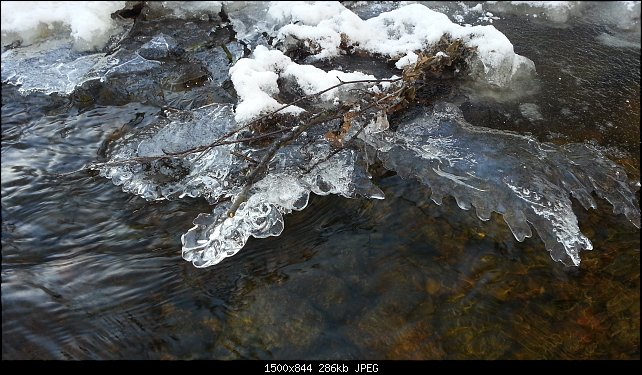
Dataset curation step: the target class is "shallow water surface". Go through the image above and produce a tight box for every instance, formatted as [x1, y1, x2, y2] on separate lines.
[1, 4, 640, 359]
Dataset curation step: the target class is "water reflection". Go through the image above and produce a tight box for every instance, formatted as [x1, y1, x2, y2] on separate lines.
[4, 165, 637, 359]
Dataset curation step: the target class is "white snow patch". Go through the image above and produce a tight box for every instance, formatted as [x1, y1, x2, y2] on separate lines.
[268, 2, 535, 87]
[229, 45, 376, 123]
[471, 3, 484, 13]
[229, 46, 305, 124]
[1, 1, 126, 50]
[395, 51, 419, 69]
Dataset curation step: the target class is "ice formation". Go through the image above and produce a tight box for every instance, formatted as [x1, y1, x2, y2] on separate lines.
[98, 89, 640, 267]
[359, 103, 640, 266]
[182, 146, 384, 267]
[1, 39, 117, 95]
[0, 1, 126, 50]
[2, 1, 640, 268]
[99, 103, 384, 267]
[99, 104, 238, 202]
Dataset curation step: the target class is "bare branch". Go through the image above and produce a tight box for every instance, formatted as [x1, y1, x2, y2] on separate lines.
[303, 86, 405, 173]
[230, 150, 259, 164]
[227, 109, 344, 217]
[76, 77, 403, 173]
[201, 77, 402, 148]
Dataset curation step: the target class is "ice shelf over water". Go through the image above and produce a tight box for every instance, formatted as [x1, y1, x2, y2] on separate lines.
[100, 104, 238, 202]
[359, 102, 640, 266]
[0, 39, 118, 95]
[2, 1, 640, 267]
[99, 94, 640, 267]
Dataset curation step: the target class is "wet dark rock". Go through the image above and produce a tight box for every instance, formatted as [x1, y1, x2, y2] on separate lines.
[137, 33, 183, 60]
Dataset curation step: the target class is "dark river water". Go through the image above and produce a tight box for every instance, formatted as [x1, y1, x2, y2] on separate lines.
[2, 8, 640, 359]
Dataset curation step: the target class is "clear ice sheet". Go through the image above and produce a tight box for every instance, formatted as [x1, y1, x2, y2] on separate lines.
[1, 39, 118, 95]
[360, 102, 640, 266]
[99, 104, 384, 268]
[99, 104, 238, 202]
[0, 37, 163, 96]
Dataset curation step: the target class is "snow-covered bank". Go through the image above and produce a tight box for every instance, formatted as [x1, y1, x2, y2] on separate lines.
[1, 1, 126, 50]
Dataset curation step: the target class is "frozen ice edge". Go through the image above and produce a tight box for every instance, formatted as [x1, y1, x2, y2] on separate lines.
[181, 148, 385, 268]
[361, 103, 640, 267]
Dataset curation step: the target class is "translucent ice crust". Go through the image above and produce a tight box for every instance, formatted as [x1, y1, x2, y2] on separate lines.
[359, 102, 640, 266]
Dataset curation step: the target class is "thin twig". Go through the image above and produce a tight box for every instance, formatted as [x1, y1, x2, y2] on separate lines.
[303, 86, 405, 173]
[86, 128, 291, 170]
[227, 109, 344, 217]
[230, 150, 259, 164]
[83, 77, 403, 172]
[193, 77, 402, 148]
